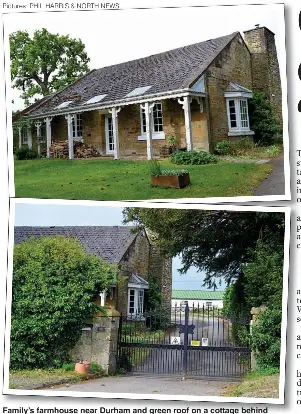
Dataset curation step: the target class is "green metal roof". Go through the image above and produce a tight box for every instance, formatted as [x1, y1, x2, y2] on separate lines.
[172, 290, 224, 300]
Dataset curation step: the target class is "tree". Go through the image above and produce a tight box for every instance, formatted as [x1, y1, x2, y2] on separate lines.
[10, 28, 90, 105]
[123, 208, 284, 287]
[11, 236, 115, 369]
[248, 91, 282, 145]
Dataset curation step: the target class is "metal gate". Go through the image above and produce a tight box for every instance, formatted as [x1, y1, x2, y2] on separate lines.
[117, 304, 251, 378]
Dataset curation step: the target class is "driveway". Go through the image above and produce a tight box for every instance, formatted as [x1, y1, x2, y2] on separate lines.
[52, 374, 237, 397]
[255, 152, 285, 196]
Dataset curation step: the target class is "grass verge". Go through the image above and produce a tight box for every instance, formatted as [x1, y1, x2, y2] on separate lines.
[14, 158, 272, 200]
[221, 368, 280, 398]
[9, 367, 104, 390]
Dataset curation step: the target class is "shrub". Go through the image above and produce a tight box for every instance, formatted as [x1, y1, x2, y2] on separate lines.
[61, 362, 75, 371]
[15, 147, 39, 160]
[215, 139, 254, 156]
[251, 308, 282, 369]
[170, 150, 217, 165]
[248, 91, 282, 145]
[214, 141, 232, 155]
[11, 236, 116, 370]
[90, 362, 102, 373]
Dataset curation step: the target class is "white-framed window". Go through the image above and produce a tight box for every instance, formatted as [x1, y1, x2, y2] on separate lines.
[226, 98, 252, 135]
[37, 125, 46, 144]
[72, 114, 83, 140]
[128, 288, 145, 316]
[138, 102, 165, 140]
[21, 127, 28, 144]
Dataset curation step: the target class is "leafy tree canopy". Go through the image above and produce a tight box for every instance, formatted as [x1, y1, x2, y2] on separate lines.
[10, 28, 90, 105]
[11, 236, 115, 369]
[123, 209, 284, 288]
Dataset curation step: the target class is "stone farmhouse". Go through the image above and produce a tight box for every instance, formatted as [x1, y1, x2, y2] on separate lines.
[14, 226, 172, 316]
[13, 26, 282, 159]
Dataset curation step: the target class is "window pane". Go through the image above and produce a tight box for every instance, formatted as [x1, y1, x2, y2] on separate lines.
[153, 103, 163, 132]
[129, 289, 135, 314]
[77, 114, 83, 136]
[137, 290, 144, 314]
[228, 100, 237, 128]
[107, 116, 114, 151]
[142, 110, 146, 133]
[240, 100, 249, 128]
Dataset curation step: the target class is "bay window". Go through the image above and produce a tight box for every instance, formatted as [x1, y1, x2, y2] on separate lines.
[128, 288, 145, 316]
[226, 98, 251, 134]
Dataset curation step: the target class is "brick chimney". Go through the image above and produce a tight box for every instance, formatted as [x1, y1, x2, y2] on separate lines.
[243, 26, 282, 123]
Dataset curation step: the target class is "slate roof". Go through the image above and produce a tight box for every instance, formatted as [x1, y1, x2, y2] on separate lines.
[24, 31, 239, 117]
[172, 290, 224, 300]
[14, 226, 139, 264]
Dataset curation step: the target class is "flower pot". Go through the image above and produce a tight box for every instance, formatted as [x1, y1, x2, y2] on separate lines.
[75, 362, 89, 374]
[151, 173, 190, 189]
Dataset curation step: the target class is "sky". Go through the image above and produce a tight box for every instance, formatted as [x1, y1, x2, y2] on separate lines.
[3, 4, 286, 111]
[14, 202, 226, 291]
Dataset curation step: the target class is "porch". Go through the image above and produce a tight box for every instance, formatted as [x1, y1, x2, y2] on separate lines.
[17, 92, 209, 160]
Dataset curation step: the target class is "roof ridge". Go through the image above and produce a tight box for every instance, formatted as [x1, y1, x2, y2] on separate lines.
[186, 31, 240, 88]
[94, 31, 238, 74]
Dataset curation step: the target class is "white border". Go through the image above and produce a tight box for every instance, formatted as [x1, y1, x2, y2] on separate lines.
[3, 199, 290, 404]
[3, 4, 290, 203]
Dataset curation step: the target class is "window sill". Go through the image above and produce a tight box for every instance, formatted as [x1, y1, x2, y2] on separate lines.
[228, 130, 255, 137]
[138, 133, 165, 141]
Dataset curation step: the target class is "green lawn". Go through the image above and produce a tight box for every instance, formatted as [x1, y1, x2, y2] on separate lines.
[14, 158, 272, 200]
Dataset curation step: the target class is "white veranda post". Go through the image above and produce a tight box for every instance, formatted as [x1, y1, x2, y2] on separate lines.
[66, 114, 75, 159]
[35, 122, 42, 156]
[27, 124, 32, 149]
[140, 102, 155, 160]
[178, 96, 193, 151]
[44, 117, 52, 158]
[18, 126, 22, 149]
[108, 107, 121, 160]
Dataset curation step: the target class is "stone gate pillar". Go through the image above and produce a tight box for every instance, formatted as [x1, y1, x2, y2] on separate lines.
[71, 307, 120, 375]
[250, 304, 267, 370]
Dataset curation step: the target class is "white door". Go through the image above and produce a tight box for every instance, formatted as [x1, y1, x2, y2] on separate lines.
[105, 115, 114, 154]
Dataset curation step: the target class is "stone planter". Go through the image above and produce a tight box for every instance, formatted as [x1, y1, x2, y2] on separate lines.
[151, 173, 190, 188]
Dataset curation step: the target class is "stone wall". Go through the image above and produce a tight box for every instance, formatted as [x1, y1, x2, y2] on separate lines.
[206, 32, 253, 149]
[70, 310, 120, 375]
[51, 115, 68, 142]
[116, 230, 151, 315]
[34, 99, 209, 158]
[116, 230, 172, 315]
[244, 27, 282, 124]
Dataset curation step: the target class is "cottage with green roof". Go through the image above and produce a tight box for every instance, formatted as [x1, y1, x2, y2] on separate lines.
[172, 289, 224, 309]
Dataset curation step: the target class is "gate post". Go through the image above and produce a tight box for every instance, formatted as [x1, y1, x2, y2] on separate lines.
[250, 305, 267, 370]
[70, 306, 121, 375]
[182, 303, 189, 379]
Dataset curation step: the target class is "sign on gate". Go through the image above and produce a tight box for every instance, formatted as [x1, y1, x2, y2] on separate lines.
[191, 340, 200, 346]
[171, 336, 181, 345]
[202, 338, 209, 346]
